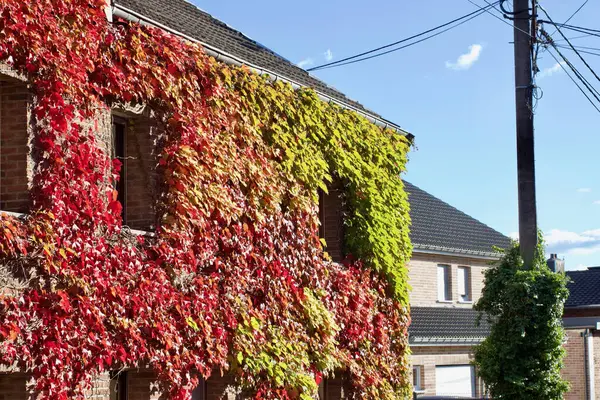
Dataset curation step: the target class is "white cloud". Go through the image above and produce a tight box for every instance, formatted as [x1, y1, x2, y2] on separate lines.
[324, 49, 333, 62]
[508, 231, 519, 241]
[545, 228, 600, 256]
[445, 44, 483, 70]
[297, 58, 314, 68]
[538, 61, 566, 79]
[594, 200, 600, 205]
[578, 188, 592, 193]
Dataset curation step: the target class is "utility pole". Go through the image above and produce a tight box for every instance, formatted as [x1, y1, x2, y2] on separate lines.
[512, 0, 538, 268]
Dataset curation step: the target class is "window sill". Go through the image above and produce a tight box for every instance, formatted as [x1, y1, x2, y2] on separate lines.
[458, 300, 474, 304]
[414, 389, 426, 394]
[436, 300, 453, 304]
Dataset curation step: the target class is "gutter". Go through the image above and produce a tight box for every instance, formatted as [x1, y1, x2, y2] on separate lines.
[412, 245, 502, 261]
[109, 4, 412, 138]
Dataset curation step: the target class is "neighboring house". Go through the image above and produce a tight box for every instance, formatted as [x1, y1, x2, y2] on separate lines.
[562, 266, 600, 400]
[405, 181, 511, 397]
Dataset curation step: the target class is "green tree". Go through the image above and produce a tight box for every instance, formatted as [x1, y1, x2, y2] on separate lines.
[474, 237, 569, 399]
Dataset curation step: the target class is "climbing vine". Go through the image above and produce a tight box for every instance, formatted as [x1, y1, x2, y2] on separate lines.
[0, 1, 412, 399]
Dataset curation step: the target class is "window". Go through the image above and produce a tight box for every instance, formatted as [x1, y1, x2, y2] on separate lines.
[191, 379, 205, 400]
[458, 267, 471, 302]
[317, 177, 346, 263]
[109, 371, 128, 400]
[437, 265, 451, 302]
[112, 117, 127, 222]
[413, 365, 423, 392]
[318, 378, 325, 399]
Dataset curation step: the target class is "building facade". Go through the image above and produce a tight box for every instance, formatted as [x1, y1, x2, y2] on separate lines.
[404, 181, 510, 397]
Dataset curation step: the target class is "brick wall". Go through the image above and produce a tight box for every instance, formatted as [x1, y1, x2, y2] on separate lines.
[408, 252, 495, 308]
[0, 79, 31, 213]
[410, 345, 483, 396]
[0, 373, 33, 400]
[563, 329, 587, 400]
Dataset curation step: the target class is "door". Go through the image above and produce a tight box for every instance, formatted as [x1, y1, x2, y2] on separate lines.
[435, 365, 475, 397]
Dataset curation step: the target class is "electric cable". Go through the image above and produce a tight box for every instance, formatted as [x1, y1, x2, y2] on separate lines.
[307, 1, 500, 71]
[545, 47, 600, 113]
[539, 5, 600, 86]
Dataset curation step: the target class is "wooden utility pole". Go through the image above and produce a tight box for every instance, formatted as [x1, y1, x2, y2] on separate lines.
[512, 0, 538, 268]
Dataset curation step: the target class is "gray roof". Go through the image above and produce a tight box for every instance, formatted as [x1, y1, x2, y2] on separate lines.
[566, 268, 600, 308]
[405, 181, 511, 257]
[113, 0, 401, 128]
[409, 307, 491, 345]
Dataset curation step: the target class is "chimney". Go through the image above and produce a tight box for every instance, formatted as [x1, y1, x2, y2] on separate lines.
[547, 253, 565, 274]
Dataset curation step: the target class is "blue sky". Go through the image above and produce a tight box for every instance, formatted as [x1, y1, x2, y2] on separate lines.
[191, 0, 600, 270]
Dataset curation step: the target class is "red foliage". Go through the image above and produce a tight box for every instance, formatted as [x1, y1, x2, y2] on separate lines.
[0, 1, 410, 398]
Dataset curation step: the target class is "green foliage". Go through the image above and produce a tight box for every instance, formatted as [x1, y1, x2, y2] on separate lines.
[474, 236, 570, 399]
[222, 69, 413, 302]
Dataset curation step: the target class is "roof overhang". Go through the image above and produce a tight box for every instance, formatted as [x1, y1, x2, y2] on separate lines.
[412, 244, 502, 260]
[409, 336, 485, 347]
[563, 317, 600, 330]
[109, 3, 412, 137]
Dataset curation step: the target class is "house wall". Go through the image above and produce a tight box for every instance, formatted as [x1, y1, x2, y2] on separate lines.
[563, 329, 588, 400]
[408, 252, 494, 308]
[410, 345, 485, 397]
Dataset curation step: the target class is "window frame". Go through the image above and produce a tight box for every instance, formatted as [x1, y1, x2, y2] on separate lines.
[413, 365, 424, 392]
[112, 116, 127, 223]
[109, 370, 128, 400]
[457, 266, 472, 302]
[437, 264, 452, 302]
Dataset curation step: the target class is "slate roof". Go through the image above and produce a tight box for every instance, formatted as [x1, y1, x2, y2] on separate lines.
[409, 307, 491, 345]
[566, 268, 600, 308]
[405, 181, 511, 256]
[113, 0, 402, 129]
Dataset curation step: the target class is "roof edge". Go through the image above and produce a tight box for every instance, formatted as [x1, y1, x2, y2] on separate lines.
[412, 244, 502, 260]
[111, 4, 411, 137]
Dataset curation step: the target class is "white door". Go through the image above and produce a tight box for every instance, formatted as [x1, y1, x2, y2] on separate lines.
[435, 365, 475, 397]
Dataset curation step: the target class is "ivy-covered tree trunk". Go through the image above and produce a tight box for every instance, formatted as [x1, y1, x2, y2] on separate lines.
[474, 237, 569, 400]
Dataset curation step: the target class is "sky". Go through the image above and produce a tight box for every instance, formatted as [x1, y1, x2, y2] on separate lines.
[191, 0, 600, 270]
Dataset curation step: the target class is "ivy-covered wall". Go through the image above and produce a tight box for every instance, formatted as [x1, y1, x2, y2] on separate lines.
[0, 1, 413, 399]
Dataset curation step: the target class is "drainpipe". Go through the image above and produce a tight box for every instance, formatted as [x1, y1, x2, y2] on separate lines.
[583, 329, 595, 400]
[108, 4, 412, 139]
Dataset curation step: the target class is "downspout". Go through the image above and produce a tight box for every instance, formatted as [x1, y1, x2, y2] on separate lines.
[583, 329, 596, 400]
[109, 4, 412, 138]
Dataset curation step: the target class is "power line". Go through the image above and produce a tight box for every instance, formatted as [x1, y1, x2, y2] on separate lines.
[538, 5, 600, 86]
[545, 22, 600, 34]
[556, 45, 600, 58]
[468, 0, 532, 36]
[549, 0, 588, 37]
[541, 30, 600, 100]
[545, 46, 600, 113]
[306, 1, 500, 71]
[554, 33, 595, 42]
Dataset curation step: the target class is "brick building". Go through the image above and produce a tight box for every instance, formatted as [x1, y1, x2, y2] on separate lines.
[561, 267, 600, 400]
[404, 181, 510, 397]
[0, 0, 400, 399]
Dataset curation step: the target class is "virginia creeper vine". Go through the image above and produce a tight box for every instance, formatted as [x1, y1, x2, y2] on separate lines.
[0, 1, 413, 399]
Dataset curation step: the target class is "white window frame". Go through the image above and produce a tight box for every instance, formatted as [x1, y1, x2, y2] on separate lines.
[437, 265, 451, 302]
[458, 266, 472, 303]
